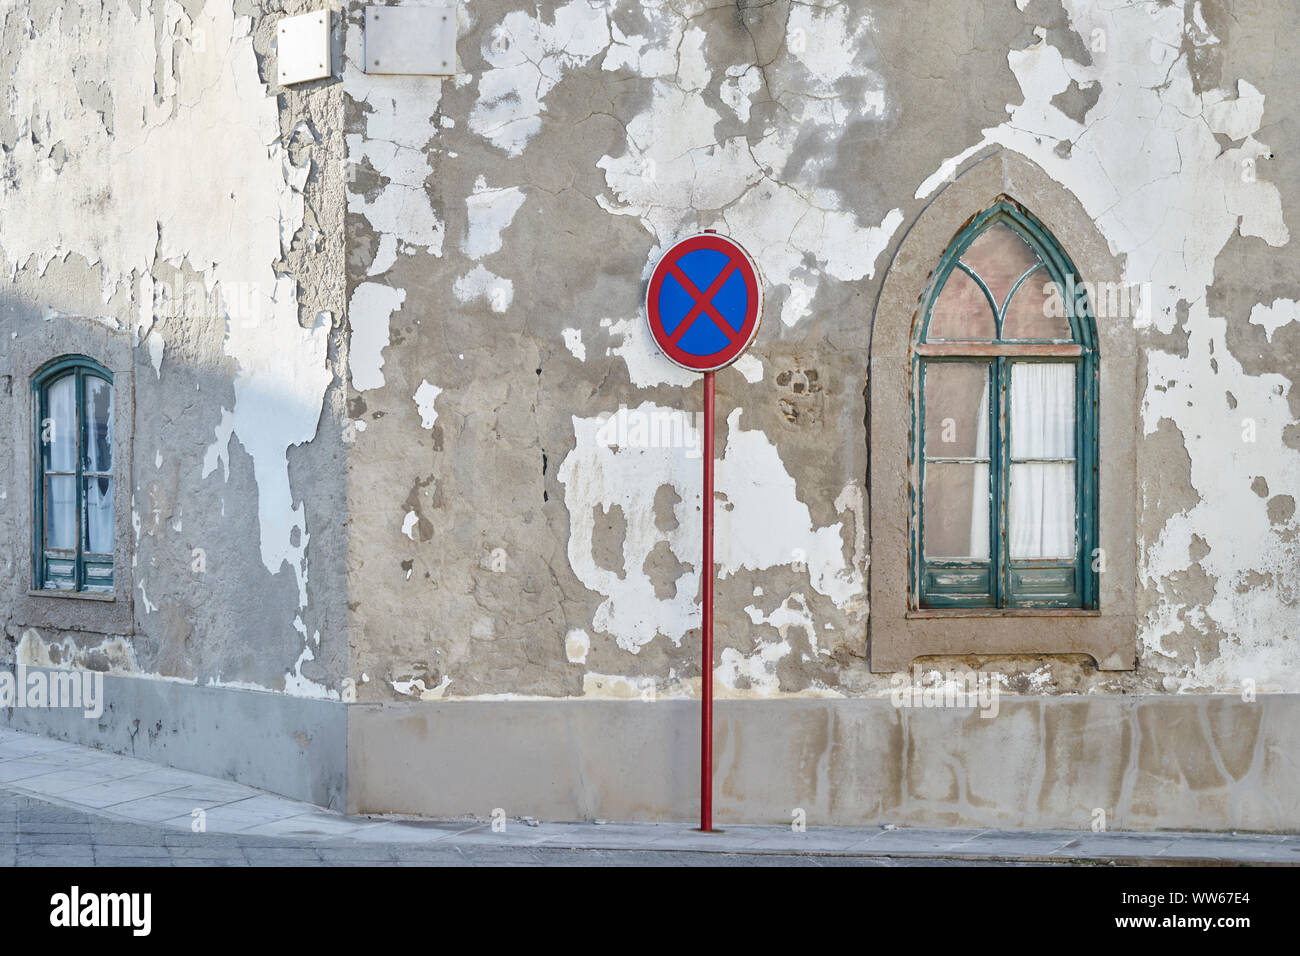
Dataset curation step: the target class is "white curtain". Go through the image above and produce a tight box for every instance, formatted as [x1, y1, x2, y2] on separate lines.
[968, 376, 990, 559]
[84, 377, 114, 554]
[84, 377, 113, 472]
[46, 477, 77, 550]
[46, 374, 76, 470]
[1007, 363, 1076, 559]
[85, 477, 114, 554]
[43, 374, 114, 555]
[45, 376, 77, 550]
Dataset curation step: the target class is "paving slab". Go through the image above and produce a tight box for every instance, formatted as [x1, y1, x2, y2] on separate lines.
[0, 754, 105, 783]
[106, 793, 231, 823]
[56, 775, 189, 809]
[237, 812, 386, 839]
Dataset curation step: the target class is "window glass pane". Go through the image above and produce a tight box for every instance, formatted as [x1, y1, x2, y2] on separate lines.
[1003, 271, 1072, 340]
[1010, 363, 1076, 459]
[924, 362, 990, 459]
[84, 376, 113, 472]
[960, 221, 1041, 309]
[46, 475, 77, 550]
[1009, 463, 1076, 559]
[85, 476, 113, 554]
[923, 462, 990, 560]
[927, 267, 995, 340]
[44, 374, 77, 472]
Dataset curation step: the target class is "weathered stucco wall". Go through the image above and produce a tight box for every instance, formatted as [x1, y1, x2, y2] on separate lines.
[1, 0, 1298, 822]
[343, 0, 1299, 703]
[0, 0, 350, 702]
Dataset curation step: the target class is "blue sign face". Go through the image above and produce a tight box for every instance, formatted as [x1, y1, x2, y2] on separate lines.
[658, 249, 751, 355]
[646, 234, 763, 373]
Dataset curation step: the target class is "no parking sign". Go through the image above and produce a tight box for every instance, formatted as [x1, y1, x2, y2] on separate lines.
[645, 230, 763, 833]
[646, 233, 762, 372]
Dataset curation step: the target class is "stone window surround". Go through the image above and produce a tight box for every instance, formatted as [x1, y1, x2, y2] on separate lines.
[7, 320, 135, 636]
[868, 149, 1137, 672]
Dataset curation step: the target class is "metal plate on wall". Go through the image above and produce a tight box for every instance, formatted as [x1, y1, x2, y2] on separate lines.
[277, 10, 331, 86]
[364, 6, 458, 75]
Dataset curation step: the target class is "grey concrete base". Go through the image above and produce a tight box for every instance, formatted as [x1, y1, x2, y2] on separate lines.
[4, 725, 1298, 863]
[0, 668, 345, 810]
[348, 695, 1300, 832]
[7, 678, 1296, 832]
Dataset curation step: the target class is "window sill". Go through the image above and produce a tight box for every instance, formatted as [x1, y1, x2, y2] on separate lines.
[907, 608, 1100, 619]
[26, 589, 116, 603]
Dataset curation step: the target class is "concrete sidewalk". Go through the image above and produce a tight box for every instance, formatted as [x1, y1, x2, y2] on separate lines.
[1, 727, 1296, 866]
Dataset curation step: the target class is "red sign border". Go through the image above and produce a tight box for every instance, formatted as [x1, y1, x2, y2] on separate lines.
[645, 233, 763, 373]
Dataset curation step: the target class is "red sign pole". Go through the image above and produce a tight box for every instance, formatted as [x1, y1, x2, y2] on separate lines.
[644, 229, 761, 834]
[701, 370, 715, 833]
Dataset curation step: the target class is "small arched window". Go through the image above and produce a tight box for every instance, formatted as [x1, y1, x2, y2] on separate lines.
[912, 198, 1098, 609]
[32, 356, 115, 592]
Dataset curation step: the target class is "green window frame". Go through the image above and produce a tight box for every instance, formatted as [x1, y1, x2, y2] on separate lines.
[911, 199, 1098, 610]
[32, 355, 116, 593]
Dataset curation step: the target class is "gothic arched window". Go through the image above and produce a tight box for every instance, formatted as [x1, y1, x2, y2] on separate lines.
[912, 199, 1098, 609]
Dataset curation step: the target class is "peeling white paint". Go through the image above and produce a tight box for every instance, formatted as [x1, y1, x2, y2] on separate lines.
[558, 404, 702, 650]
[1205, 79, 1265, 141]
[209, 284, 331, 612]
[920, 0, 1298, 691]
[604, 317, 695, 389]
[283, 640, 339, 700]
[471, 0, 611, 156]
[1, 3, 288, 294]
[594, 0, 902, 388]
[463, 177, 526, 260]
[558, 404, 864, 653]
[579, 673, 658, 700]
[349, 283, 406, 391]
[138, 580, 157, 615]
[716, 409, 864, 613]
[562, 327, 586, 361]
[719, 593, 816, 696]
[1249, 299, 1298, 343]
[720, 65, 763, 123]
[3, 1, 331, 629]
[453, 264, 513, 312]
[147, 333, 164, 377]
[413, 379, 443, 429]
[344, 20, 445, 272]
[732, 354, 763, 384]
[564, 628, 590, 664]
[391, 675, 453, 700]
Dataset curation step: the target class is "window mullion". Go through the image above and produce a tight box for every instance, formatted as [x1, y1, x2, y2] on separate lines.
[915, 358, 926, 606]
[993, 357, 1007, 607]
[35, 384, 45, 588]
[1078, 355, 1091, 606]
[74, 369, 84, 592]
[912, 358, 921, 607]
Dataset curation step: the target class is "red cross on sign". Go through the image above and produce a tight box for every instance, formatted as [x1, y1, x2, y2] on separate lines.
[645, 233, 763, 372]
